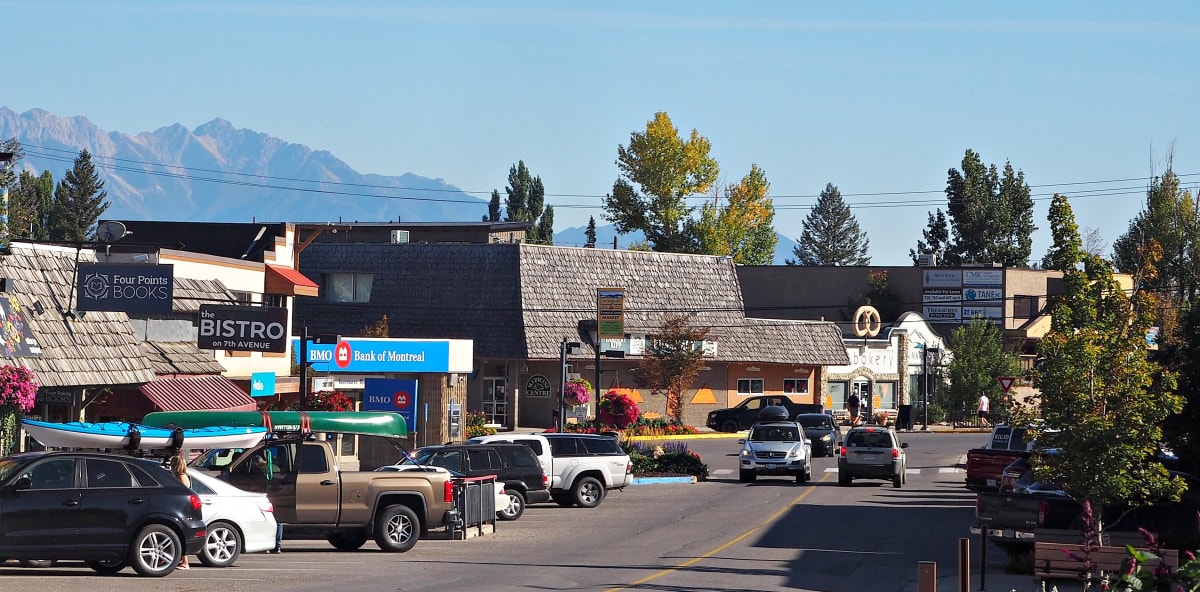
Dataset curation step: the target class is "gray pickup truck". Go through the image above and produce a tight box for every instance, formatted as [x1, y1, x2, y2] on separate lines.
[972, 489, 1081, 552]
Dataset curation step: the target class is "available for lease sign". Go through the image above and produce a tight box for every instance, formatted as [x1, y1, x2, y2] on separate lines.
[197, 305, 289, 352]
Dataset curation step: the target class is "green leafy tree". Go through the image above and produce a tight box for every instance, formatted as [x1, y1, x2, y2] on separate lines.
[1041, 194, 1084, 271]
[909, 209, 951, 265]
[502, 161, 552, 244]
[635, 313, 710, 423]
[943, 150, 1036, 267]
[788, 183, 869, 266]
[584, 216, 597, 248]
[483, 190, 501, 222]
[1112, 167, 1200, 303]
[49, 149, 110, 242]
[0, 138, 21, 189]
[694, 164, 777, 264]
[945, 318, 1021, 416]
[604, 111, 719, 253]
[1033, 248, 1184, 512]
[8, 170, 55, 240]
[536, 204, 554, 246]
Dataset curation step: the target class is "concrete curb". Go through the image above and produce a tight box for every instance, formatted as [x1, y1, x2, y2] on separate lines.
[632, 475, 698, 485]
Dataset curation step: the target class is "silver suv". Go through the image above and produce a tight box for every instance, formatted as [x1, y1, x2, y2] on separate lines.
[837, 425, 908, 488]
[738, 420, 812, 483]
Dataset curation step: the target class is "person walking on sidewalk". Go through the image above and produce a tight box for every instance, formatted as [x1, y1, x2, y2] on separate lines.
[977, 391, 991, 427]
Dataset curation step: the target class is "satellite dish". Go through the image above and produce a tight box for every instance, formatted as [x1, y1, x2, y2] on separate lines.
[95, 221, 129, 243]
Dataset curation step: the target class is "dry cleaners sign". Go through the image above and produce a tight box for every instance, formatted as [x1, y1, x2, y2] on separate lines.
[197, 305, 288, 352]
[76, 263, 174, 313]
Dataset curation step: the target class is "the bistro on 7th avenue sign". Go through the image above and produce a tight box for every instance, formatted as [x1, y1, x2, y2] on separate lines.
[197, 305, 289, 353]
[76, 263, 174, 313]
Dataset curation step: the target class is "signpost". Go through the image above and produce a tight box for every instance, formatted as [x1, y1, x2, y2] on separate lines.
[997, 376, 1016, 393]
[596, 288, 625, 340]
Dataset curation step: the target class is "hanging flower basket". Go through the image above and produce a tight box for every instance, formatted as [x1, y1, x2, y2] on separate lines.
[0, 365, 39, 456]
[598, 389, 640, 428]
[564, 378, 592, 406]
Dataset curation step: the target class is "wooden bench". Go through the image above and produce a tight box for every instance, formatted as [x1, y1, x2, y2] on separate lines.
[1033, 528, 1179, 581]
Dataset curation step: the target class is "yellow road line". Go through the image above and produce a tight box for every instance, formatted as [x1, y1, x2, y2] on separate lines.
[604, 472, 829, 592]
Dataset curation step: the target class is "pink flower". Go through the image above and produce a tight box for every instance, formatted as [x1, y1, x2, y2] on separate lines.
[0, 365, 38, 413]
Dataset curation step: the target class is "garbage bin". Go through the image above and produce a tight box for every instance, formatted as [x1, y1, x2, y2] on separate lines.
[898, 405, 914, 431]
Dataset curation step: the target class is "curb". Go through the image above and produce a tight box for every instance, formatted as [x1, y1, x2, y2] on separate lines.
[632, 475, 697, 485]
[626, 432, 739, 441]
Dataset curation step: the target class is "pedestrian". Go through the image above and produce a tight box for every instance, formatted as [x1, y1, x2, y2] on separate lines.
[169, 455, 192, 570]
[977, 391, 991, 427]
[272, 523, 283, 554]
[846, 392, 861, 426]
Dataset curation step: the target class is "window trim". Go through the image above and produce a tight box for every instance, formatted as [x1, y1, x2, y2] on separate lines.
[736, 378, 764, 396]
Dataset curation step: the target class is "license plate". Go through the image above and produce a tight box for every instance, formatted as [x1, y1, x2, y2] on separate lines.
[861, 454, 880, 462]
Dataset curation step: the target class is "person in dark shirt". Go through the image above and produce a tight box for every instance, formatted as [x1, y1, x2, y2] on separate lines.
[846, 393, 861, 426]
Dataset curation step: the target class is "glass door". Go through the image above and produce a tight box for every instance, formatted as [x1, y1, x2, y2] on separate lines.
[483, 377, 508, 427]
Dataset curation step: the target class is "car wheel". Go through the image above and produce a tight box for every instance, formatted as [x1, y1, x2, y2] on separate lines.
[739, 469, 756, 483]
[498, 490, 526, 521]
[327, 530, 369, 551]
[551, 491, 575, 507]
[198, 520, 242, 567]
[571, 476, 604, 508]
[893, 472, 903, 488]
[720, 420, 739, 433]
[87, 559, 126, 575]
[128, 523, 182, 577]
[839, 472, 851, 486]
[374, 504, 420, 552]
[18, 560, 55, 568]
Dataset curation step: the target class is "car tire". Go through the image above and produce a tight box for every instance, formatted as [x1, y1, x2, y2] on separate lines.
[87, 559, 126, 575]
[739, 469, 756, 483]
[720, 420, 739, 433]
[18, 560, 55, 568]
[374, 504, 420, 552]
[198, 520, 242, 567]
[551, 491, 575, 507]
[571, 476, 605, 508]
[128, 523, 182, 577]
[327, 530, 369, 551]
[893, 472, 903, 488]
[839, 472, 851, 486]
[498, 490, 525, 521]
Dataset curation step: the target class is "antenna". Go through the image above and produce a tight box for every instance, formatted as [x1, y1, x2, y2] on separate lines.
[95, 221, 129, 243]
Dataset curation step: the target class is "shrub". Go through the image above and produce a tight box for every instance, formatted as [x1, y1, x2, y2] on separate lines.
[465, 411, 496, 438]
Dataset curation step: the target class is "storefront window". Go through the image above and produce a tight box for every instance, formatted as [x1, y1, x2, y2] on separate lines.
[783, 378, 809, 394]
[736, 379, 764, 395]
[827, 381, 847, 409]
[873, 382, 897, 409]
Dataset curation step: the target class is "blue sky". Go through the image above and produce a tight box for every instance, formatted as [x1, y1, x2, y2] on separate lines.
[4, 1, 1200, 265]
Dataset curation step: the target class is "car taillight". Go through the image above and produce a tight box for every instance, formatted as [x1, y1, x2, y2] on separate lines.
[838, 446, 846, 457]
[257, 499, 274, 514]
[444, 479, 455, 503]
[892, 448, 901, 459]
[542, 473, 549, 487]
[189, 493, 203, 511]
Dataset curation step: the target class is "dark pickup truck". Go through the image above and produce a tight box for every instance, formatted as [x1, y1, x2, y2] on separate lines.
[973, 489, 1081, 549]
[707, 396, 823, 432]
[965, 425, 1035, 491]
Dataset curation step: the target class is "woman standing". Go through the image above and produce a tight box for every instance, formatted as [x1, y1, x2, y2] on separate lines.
[169, 455, 192, 570]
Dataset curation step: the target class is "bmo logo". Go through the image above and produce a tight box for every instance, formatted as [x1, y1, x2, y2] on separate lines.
[309, 349, 333, 362]
[393, 391, 411, 410]
[335, 341, 353, 369]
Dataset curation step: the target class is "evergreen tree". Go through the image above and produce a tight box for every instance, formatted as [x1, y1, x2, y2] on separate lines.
[909, 209, 950, 265]
[788, 183, 869, 266]
[536, 204, 554, 246]
[502, 161, 552, 244]
[1112, 168, 1200, 303]
[483, 190, 501, 222]
[8, 170, 55, 240]
[49, 150, 110, 242]
[943, 150, 1036, 267]
[1041, 194, 1083, 271]
[584, 216, 597, 248]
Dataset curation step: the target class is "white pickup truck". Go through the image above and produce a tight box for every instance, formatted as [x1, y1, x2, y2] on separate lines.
[468, 433, 632, 508]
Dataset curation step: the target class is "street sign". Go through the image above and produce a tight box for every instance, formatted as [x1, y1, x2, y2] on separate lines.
[997, 376, 1016, 393]
[596, 287, 626, 340]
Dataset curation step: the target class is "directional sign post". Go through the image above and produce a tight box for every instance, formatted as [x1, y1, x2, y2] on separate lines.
[997, 376, 1016, 394]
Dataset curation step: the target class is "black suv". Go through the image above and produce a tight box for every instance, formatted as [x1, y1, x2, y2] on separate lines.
[0, 451, 207, 577]
[412, 443, 550, 520]
[707, 396, 823, 432]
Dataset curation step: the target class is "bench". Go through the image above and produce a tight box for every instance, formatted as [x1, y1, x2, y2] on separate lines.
[1033, 528, 1179, 581]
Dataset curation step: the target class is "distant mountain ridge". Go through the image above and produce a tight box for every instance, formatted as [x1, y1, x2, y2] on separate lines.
[0, 107, 484, 224]
[2, 106, 799, 263]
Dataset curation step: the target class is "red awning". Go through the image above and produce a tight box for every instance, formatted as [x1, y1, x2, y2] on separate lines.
[139, 375, 259, 412]
[265, 264, 319, 297]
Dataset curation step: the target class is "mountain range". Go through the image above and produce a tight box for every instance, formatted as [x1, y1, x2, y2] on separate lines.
[0, 107, 797, 263]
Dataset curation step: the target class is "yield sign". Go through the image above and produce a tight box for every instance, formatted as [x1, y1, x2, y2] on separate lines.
[997, 376, 1016, 393]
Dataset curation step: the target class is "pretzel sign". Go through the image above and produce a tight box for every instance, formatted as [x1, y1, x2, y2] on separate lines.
[853, 306, 882, 337]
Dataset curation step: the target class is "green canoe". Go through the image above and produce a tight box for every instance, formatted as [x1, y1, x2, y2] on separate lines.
[141, 410, 407, 438]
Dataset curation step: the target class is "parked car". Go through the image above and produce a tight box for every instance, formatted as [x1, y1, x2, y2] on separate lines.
[738, 414, 812, 483]
[186, 469, 278, 567]
[0, 451, 207, 577]
[707, 396, 823, 432]
[405, 443, 550, 520]
[796, 412, 840, 457]
[468, 433, 633, 508]
[838, 425, 908, 488]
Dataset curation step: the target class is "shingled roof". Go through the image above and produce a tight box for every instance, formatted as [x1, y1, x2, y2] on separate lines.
[296, 243, 847, 366]
[0, 243, 156, 387]
[170, 277, 235, 313]
[139, 341, 226, 375]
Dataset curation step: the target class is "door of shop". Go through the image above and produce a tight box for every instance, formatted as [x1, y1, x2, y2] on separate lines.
[483, 377, 508, 427]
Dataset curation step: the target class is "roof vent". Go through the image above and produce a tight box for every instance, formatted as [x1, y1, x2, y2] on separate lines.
[390, 230, 410, 244]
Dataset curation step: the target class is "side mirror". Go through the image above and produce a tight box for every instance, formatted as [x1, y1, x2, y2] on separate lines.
[737, 439, 746, 445]
[13, 476, 32, 491]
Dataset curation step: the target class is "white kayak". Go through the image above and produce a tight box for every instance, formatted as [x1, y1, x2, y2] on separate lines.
[21, 419, 268, 450]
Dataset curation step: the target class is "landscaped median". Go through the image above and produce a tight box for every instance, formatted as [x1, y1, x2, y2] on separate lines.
[633, 475, 698, 485]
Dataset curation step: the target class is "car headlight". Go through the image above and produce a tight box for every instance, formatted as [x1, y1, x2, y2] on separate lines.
[821, 435, 832, 442]
[740, 449, 752, 457]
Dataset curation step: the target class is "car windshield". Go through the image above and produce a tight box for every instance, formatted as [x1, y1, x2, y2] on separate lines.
[798, 415, 833, 429]
[749, 425, 800, 442]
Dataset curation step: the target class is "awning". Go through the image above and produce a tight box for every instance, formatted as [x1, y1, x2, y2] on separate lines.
[265, 264, 319, 297]
[139, 375, 259, 412]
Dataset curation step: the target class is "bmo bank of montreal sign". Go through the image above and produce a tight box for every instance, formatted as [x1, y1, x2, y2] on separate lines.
[76, 263, 174, 313]
[197, 305, 289, 353]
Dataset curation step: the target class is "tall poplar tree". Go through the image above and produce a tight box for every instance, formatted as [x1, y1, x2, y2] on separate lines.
[502, 161, 553, 245]
[9, 170, 55, 240]
[1041, 194, 1083, 271]
[1112, 168, 1200, 303]
[483, 190, 501, 222]
[788, 183, 869, 266]
[604, 111, 719, 253]
[693, 164, 777, 265]
[49, 149, 110, 242]
[942, 150, 1036, 267]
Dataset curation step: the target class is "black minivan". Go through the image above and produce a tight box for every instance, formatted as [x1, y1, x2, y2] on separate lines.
[412, 443, 550, 520]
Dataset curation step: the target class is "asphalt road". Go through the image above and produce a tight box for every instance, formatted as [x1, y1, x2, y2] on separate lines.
[1, 431, 999, 592]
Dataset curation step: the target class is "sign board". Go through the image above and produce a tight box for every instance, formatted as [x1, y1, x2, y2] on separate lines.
[923, 269, 962, 288]
[76, 263, 174, 313]
[198, 305, 289, 352]
[962, 306, 1004, 322]
[0, 296, 42, 357]
[963, 269, 1004, 286]
[296, 338, 472, 373]
[997, 376, 1016, 393]
[963, 288, 1003, 302]
[597, 288, 625, 340]
[923, 288, 961, 304]
[1146, 326, 1160, 350]
[363, 378, 419, 431]
[250, 372, 276, 397]
[922, 305, 961, 322]
[36, 388, 76, 406]
[525, 375, 552, 398]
